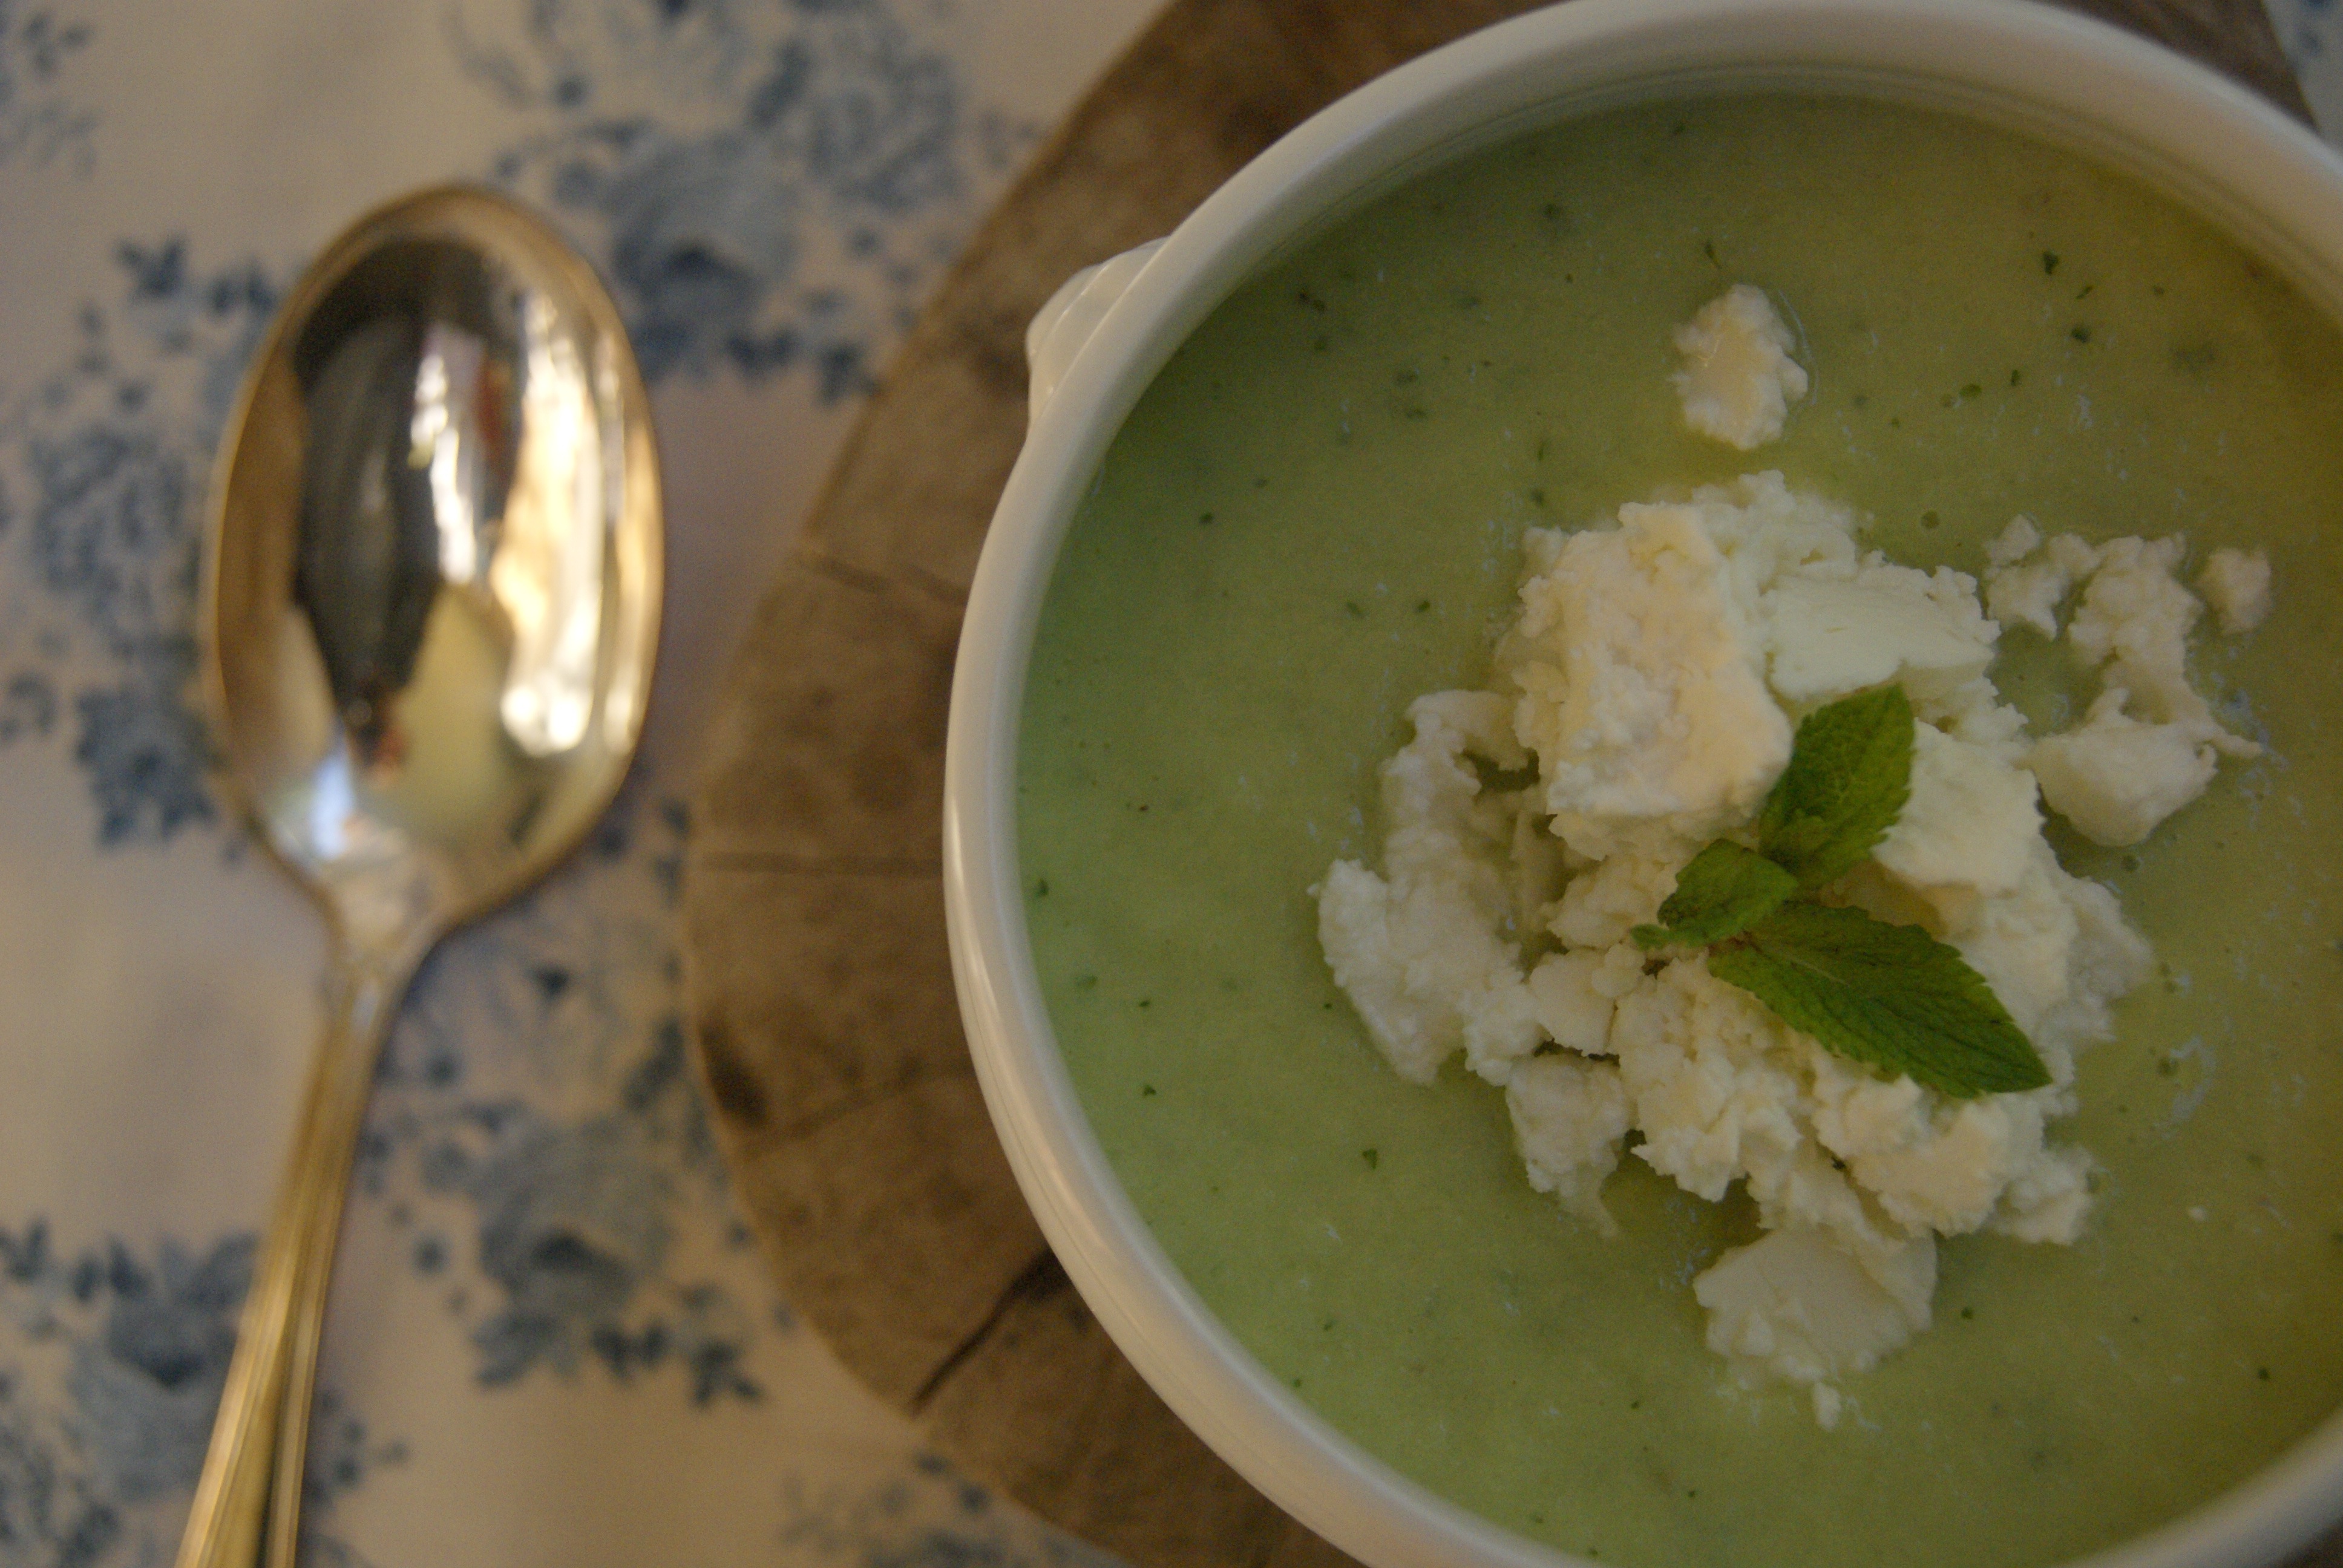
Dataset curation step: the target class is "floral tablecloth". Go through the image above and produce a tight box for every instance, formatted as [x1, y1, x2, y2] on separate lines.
[0, 2, 1154, 1564]
[0, 2, 2335, 1566]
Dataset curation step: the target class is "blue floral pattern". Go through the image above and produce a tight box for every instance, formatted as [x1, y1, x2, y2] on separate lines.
[0, 1223, 395, 1568]
[358, 784, 772, 1404]
[454, 0, 1038, 391]
[0, 240, 276, 846]
[0, 2, 92, 172]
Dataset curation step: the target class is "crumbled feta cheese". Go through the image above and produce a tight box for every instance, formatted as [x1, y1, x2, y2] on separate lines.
[2198, 547, 2272, 634]
[1589, 939, 1650, 1001]
[1610, 955, 1809, 1206]
[2043, 873, 2156, 1054]
[1693, 471, 1866, 592]
[1507, 1053, 1633, 1232]
[1925, 673, 2033, 759]
[1316, 694, 1544, 1086]
[1764, 563, 1997, 708]
[2066, 537, 2255, 749]
[1927, 837, 2150, 1060]
[1501, 504, 1791, 859]
[1671, 285, 1810, 449]
[1873, 724, 2041, 899]
[1842, 1087, 2059, 1236]
[1986, 515, 2041, 567]
[1931, 843, 2079, 1044]
[1984, 525, 2100, 638]
[1812, 1383, 1846, 1429]
[2047, 533, 2103, 580]
[1528, 950, 1618, 1054]
[1694, 1227, 1934, 1388]
[1990, 1142, 2096, 1244]
[1546, 849, 1680, 950]
[1985, 561, 2069, 638]
[2017, 532, 2267, 846]
[2069, 537, 2197, 705]
[1316, 467, 2201, 1420]
[2030, 691, 2220, 848]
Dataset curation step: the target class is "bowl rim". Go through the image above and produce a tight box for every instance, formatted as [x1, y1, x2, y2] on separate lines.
[942, 2, 2343, 1564]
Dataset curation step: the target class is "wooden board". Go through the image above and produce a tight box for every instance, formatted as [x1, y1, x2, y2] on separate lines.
[678, 4, 2325, 1565]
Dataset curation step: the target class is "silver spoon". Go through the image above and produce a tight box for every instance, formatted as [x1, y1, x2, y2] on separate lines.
[182, 186, 663, 1568]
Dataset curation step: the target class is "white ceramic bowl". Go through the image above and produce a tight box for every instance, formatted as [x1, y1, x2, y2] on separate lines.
[941, 4, 2343, 1564]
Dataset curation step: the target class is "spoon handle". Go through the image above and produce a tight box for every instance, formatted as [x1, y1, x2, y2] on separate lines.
[175, 941, 418, 1568]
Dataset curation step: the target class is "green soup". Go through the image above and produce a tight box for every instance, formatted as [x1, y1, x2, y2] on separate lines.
[1017, 93, 2343, 1568]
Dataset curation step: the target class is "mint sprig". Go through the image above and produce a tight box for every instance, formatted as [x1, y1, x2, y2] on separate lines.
[1630, 688, 2049, 1100]
[1632, 840, 1797, 949]
[1710, 904, 2048, 1097]
[1758, 685, 1915, 890]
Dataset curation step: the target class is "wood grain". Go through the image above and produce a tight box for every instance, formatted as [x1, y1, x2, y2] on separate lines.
[679, 1, 2325, 1563]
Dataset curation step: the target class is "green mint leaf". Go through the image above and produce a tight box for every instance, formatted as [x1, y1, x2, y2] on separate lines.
[1757, 687, 1916, 890]
[1709, 902, 2050, 1098]
[1632, 841, 1798, 950]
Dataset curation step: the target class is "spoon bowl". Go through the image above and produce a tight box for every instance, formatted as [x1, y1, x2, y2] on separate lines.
[208, 186, 661, 937]
[186, 185, 661, 1568]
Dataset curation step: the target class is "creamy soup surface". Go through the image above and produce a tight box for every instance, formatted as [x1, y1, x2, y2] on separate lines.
[1017, 93, 2343, 1568]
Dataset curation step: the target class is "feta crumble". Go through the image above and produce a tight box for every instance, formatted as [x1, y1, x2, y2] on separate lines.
[1501, 495, 1791, 858]
[1672, 285, 1810, 449]
[2031, 693, 2219, 849]
[1317, 471, 2169, 1418]
[2198, 547, 2272, 634]
[1988, 528, 2266, 846]
[1984, 520, 2102, 638]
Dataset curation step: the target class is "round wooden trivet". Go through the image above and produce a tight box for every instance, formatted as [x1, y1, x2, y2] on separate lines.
[678, 4, 2313, 1565]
